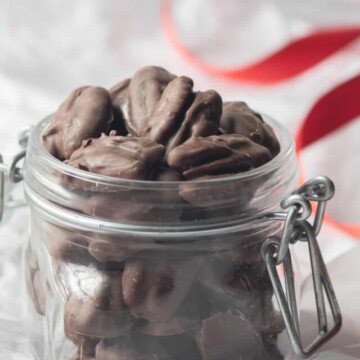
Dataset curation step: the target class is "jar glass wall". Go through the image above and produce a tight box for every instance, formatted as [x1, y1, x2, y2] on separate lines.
[24, 114, 298, 360]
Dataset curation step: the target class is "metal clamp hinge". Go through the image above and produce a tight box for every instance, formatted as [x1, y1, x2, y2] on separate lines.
[261, 176, 341, 358]
[0, 127, 31, 223]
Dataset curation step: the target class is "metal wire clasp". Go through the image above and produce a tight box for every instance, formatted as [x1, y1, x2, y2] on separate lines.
[0, 127, 30, 222]
[261, 176, 342, 358]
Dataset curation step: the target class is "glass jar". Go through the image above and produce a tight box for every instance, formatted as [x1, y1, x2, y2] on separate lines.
[24, 114, 298, 360]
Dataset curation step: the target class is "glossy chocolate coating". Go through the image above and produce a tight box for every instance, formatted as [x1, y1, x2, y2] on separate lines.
[45, 225, 91, 264]
[42, 86, 113, 160]
[122, 255, 200, 322]
[88, 234, 139, 263]
[64, 271, 134, 338]
[197, 312, 269, 360]
[168, 134, 273, 180]
[220, 101, 280, 156]
[127, 66, 176, 136]
[68, 133, 165, 180]
[145, 81, 222, 154]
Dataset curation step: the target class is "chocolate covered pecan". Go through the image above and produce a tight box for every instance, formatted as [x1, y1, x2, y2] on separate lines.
[220, 101, 280, 156]
[42, 86, 113, 160]
[127, 66, 176, 136]
[83, 165, 183, 225]
[168, 134, 273, 180]
[45, 225, 91, 264]
[64, 271, 134, 338]
[122, 255, 200, 322]
[144, 77, 222, 153]
[68, 132, 165, 180]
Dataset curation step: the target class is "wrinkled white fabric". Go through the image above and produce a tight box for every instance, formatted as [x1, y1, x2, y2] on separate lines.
[0, 0, 359, 358]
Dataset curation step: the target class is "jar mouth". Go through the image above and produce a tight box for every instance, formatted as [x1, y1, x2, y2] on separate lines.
[32, 113, 294, 188]
[25, 113, 298, 234]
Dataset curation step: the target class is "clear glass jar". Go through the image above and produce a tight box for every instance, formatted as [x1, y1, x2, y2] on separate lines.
[24, 114, 298, 360]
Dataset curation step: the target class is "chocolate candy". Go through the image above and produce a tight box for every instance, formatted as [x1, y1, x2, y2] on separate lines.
[197, 311, 269, 360]
[143, 77, 193, 144]
[167, 134, 273, 180]
[42, 86, 113, 160]
[127, 66, 176, 136]
[64, 271, 134, 338]
[220, 101, 280, 156]
[143, 77, 221, 153]
[68, 133, 165, 180]
[88, 234, 139, 263]
[45, 225, 91, 264]
[122, 255, 200, 322]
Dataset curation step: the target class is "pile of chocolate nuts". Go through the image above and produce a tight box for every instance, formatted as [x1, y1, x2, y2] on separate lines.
[26, 66, 285, 360]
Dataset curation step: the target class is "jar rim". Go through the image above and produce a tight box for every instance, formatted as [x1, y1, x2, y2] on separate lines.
[32, 113, 295, 188]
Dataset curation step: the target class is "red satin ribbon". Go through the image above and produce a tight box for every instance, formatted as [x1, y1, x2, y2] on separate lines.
[296, 75, 360, 239]
[161, 0, 360, 84]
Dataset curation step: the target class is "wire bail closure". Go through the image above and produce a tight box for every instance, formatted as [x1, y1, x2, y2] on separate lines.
[0, 127, 30, 223]
[261, 176, 342, 358]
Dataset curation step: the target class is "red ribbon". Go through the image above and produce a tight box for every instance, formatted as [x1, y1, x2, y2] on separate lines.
[296, 75, 360, 239]
[297, 74, 360, 150]
[161, 0, 360, 84]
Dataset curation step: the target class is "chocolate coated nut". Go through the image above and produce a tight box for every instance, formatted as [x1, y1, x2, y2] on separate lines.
[151, 166, 184, 182]
[95, 335, 169, 360]
[145, 82, 222, 154]
[122, 255, 200, 322]
[167, 134, 273, 180]
[64, 271, 134, 338]
[220, 101, 280, 157]
[84, 166, 183, 224]
[178, 173, 253, 211]
[42, 86, 113, 160]
[109, 78, 131, 136]
[127, 66, 176, 136]
[143, 77, 193, 146]
[201, 259, 268, 323]
[89, 236, 138, 263]
[45, 225, 90, 264]
[68, 133, 165, 180]
[197, 311, 269, 360]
